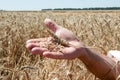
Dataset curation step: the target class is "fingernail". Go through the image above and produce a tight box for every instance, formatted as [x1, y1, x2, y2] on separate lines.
[44, 18, 51, 24]
[26, 40, 30, 44]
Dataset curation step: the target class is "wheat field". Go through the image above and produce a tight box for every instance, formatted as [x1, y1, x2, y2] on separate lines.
[0, 10, 120, 80]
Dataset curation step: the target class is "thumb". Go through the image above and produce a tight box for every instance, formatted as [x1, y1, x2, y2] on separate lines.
[44, 18, 60, 32]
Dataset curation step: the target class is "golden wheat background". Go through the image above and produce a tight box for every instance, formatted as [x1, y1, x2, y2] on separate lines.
[0, 10, 120, 80]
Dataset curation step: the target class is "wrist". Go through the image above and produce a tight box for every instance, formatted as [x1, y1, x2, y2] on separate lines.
[76, 42, 87, 59]
[77, 46, 99, 66]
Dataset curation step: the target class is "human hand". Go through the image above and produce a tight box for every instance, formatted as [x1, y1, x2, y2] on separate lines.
[26, 18, 85, 59]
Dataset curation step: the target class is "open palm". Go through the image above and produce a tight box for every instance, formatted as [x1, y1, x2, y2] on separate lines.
[26, 18, 85, 59]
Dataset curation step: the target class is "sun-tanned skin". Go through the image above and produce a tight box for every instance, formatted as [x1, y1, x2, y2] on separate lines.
[26, 18, 120, 80]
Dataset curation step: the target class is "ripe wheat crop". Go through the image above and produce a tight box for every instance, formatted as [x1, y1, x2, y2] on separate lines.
[0, 10, 120, 80]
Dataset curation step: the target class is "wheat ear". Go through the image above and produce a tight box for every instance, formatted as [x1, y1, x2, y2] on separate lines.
[45, 26, 69, 47]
